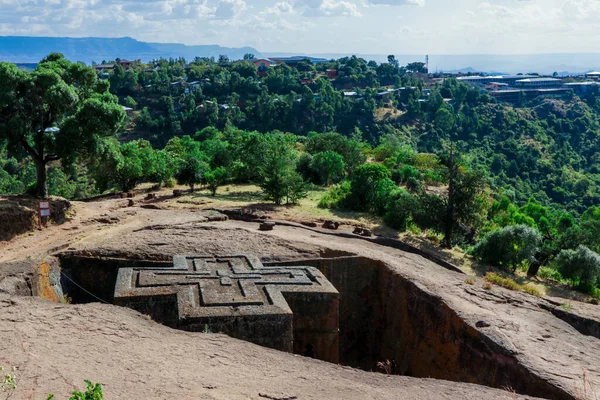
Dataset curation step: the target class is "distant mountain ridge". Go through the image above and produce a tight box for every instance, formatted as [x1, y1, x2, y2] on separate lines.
[0, 36, 262, 63]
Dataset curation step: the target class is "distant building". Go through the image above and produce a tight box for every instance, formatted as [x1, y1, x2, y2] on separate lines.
[326, 69, 338, 80]
[94, 63, 115, 71]
[117, 59, 139, 69]
[514, 78, 562, 89]
[563, 81, 600, 94]
[489, 88, 569, 103]
[269, 56, 329, 67]
[252, 59, 276, 75]
[485, 82, 509, 91]
[93, 59, 140, 72]
[457, 75, 538, 87]
[585, 71, 600, 80]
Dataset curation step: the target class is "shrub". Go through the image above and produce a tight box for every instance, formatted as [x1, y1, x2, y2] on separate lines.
[373, 178, 397, 216]
[284, 172, 308, 204]
[261, 170, 307, 205]
[346, 164, 394, 213]
[204, 166, 228, 196]
[163, 177, 176, 188]
[318, 181, 351, 209]
[472, 225, 542, 271]
[538, 266, 563, 282]
[384, 189, 417, 231]
[464, 278, 475, 285]
[48, 380, 103, 400]
[1, 366, 17, 395]
[554, 246, 600, 293]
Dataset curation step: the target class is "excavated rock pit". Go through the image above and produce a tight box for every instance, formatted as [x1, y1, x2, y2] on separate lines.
[51, 251, 573, 400]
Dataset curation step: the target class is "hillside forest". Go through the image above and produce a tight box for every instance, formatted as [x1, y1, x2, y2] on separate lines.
[1, 53, 600, 298]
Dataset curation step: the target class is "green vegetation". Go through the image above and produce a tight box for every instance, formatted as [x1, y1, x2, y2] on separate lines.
[483, 272, 543, 297]
[1, 366, 17, 396]
[554, 246, 600, 294]
[47, 380, 103, 400]
[0, 53, 125, 198]
[472, 225, 542, 271]
[484, 272, 521, 291]
[2, 52, 600, 298]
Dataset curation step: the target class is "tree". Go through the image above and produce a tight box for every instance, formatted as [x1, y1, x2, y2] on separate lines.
[0, 53, 125, 198]
[310, 151, 345, 185]
[346, 164, 395, 213]
[259, 134, 306, 205]
[177, 154, 209, 192]
[243, 53, 256, 60]
[441, 147, 487, 248]
[387, 55, 399, 69]
[384, 188, 417, 231]
[434, 108, 455, 132]
[405, 62, 427, 74]
[96, 139, 159, 192]
[218, 55, 230, 66]
[472, 225, 542, 271]
[554, 246, 600, 292]
[305, 132, 366, 174]
[204, 166, 228, 196]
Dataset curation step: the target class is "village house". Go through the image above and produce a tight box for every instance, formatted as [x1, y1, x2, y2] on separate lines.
[253, 59, 276, 75]
[94, 59, 141, 72]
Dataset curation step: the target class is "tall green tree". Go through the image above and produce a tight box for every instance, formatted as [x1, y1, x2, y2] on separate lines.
[442, 148, 488, 248]
[205, 166, 228, 196]
[310, 151, 345, 185]
[259, 134, 306, 205]
[0, 53, 124, 198]
[176, 149, 209, 192]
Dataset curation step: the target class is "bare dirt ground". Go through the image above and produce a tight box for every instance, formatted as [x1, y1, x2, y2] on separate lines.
[1, 192, 599, 399]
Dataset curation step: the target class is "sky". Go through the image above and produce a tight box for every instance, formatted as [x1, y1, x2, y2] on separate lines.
[0, 0, 599, 55]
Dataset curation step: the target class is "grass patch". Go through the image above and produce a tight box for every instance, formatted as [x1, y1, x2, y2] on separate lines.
[484, 272, 543, 297]
[522, 284, 542, 297]
[560, 302, 572, 312]
[169, 183, 388, 231]
[484, 272, 521, 291]
[464, 278, 475, 285]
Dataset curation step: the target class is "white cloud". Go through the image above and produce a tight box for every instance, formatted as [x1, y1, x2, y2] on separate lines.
[1, 0, 600, 55]
[215, 0, 246, 19]
[362, 0, 424, 6]
[262, 1, 294, 15]
[298, 0, 361, 17]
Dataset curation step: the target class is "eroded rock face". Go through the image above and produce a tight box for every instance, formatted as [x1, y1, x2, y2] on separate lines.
[0, 196, 71, 241]
[269, 257, 575, 400]
[0, 276, 31, 296]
